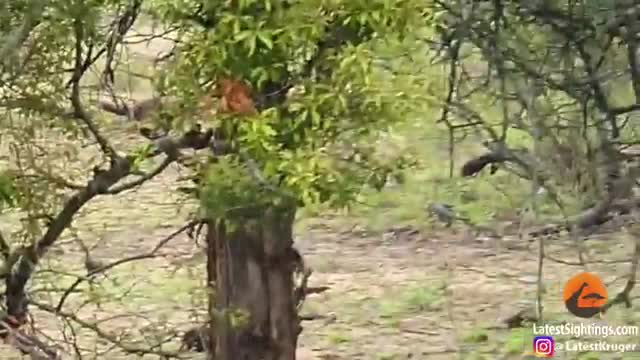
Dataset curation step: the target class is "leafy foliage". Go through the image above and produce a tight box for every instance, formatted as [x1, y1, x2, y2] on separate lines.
[152, 0, 424, 219]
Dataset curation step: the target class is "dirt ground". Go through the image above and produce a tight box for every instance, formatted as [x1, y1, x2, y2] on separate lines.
[295, 219, 640, 360]
[1, 146, 639, 359]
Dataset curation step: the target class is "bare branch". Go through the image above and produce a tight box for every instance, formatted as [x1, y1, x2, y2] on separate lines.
[69, 13, 116, 158]
[4, 125, 217, 320]
[55, 219, 200, 312]
[600, 226, 640, 313]
[107, 156, 174, 194]
[5, 155, 132, 322]
[101, 0, 143, 86]
[30, 301, 184, 359]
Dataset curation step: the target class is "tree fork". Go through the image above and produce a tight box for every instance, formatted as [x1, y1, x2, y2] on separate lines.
[206, 206, 301, 360]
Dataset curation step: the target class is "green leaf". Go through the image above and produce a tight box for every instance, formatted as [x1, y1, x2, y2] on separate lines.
[233, 30, 253, 42]
[256, 31, 273, 49]
[247, 34, 257, 55]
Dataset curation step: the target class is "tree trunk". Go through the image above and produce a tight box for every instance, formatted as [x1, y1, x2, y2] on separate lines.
[206, 206, 301, 360]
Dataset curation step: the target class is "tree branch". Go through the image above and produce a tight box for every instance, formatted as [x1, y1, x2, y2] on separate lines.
[600, 225, 640, 313]
[70, 11, 116, 158]
[30, 301, 183, 359]
[0, 0, 45, 67]
[55, 219, 200, 312]
[106, 156, 174, 194]
[4, 155, 132, 322]
[3, 125, 216, 321]
[101, 0, 143, 86]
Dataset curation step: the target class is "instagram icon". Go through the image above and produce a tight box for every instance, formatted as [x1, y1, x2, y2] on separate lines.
[533, 336, 555, 357]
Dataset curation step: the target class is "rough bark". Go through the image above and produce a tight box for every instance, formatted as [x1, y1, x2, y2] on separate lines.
[206, 206, 301, 360]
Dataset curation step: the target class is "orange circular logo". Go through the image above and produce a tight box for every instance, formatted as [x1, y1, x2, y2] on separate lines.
[563, 272, 607, 318]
